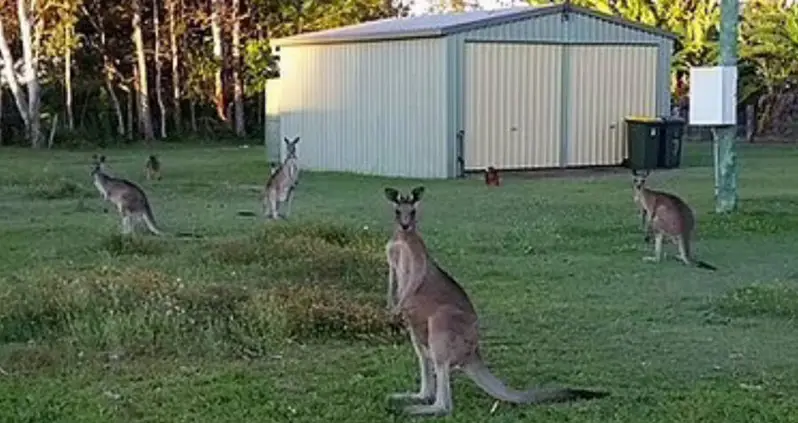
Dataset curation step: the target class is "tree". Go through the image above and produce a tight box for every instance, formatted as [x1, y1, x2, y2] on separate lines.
[19, 0, 42, 146]
[132, 0, 154, 141]
[232, 0, 244, 136]
[0, 0, 412, 146]
[154, 0, 167, 138]
[211, 0, 226, 122]
[739, 0, 798, 134]
[0, 18, 31, 138]
[0, 0, 45, 147]
[168, 0, 182, 132]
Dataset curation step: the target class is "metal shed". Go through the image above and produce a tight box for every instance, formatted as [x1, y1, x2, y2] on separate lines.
[271, 4, 676, 179]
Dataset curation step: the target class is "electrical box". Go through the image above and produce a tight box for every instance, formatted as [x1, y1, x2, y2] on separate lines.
[688, 66, 737, 126]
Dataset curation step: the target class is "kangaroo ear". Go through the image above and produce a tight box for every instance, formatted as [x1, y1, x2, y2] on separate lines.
[99, 155, 106, 163]
[283, 137, 290, 145]
[292, 136, 300, 145]
[384, 187, 400, 203]
[410, 186, 425, 203]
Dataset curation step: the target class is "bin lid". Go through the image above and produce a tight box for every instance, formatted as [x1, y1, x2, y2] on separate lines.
[660, 116, 686, 123]
[625, 116, 663, 123]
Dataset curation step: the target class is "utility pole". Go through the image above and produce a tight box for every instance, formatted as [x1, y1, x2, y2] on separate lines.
[714, 0, 740, 213]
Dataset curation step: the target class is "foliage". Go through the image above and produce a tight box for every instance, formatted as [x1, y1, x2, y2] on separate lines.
[740, 0, 798, 96]
[0, 0, 407, 145]
[739, 0, 798, 130]
[243, 38, 278, 94]
[184, 42, 218, 103]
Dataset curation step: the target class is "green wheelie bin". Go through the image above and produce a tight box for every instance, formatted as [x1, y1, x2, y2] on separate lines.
[658, 116, 686, 169]
[625, 116, 662, 171]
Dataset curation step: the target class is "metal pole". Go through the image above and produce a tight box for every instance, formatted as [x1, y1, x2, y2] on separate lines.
[714, 0, 739, 213]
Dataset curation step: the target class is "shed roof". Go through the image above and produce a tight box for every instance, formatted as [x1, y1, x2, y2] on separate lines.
[273, 4, 677, 47]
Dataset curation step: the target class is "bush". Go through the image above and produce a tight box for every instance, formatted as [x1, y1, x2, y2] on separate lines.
[242, 285, 402, 342]
[209, 221, 388, 293]
[0, 264, 402, 360]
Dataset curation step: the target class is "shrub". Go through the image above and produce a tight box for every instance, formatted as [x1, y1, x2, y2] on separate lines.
[209, 221, 388, 293]
[241, 285, 402, 343]
[0, 265, 402, 360]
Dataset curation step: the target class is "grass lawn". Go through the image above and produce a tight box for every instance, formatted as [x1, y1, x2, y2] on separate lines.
[2, 142, 798, 422]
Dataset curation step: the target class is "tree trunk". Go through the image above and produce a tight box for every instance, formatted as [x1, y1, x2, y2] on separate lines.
[65, 25, 74, 131]
[18, 0, 42, 147]
[168, 0, 181, 132]
[132, 0, 155, 141]
[293, 0, 304, 33]
[232, 0, 245, 136]
[153, 0, 166, 138]
[0, 86, 3, 145]
[133, 66, 143, 135]
[189, 100, 196, 132]
[0, 19, 30, 128]
[47, 113, 58, 148]
[211, 0, 226, 122]
[106, 83, 125, 137]
[101, 34, 125, 136]
[745, 103, 756, 143]
[126, 82, 134, 140]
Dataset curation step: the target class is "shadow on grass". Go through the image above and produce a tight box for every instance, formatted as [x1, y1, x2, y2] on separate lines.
[712, 283, 798, 320]
[99, 234, 169, 256]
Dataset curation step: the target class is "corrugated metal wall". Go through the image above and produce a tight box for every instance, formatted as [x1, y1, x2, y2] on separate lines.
[278, 39, 449, 178]
[446, 12, 673, 172]
[463, 42, 562, 170]
[568, 45, 658, 166]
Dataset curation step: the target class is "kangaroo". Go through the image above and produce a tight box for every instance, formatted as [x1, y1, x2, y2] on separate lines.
[262, 136, 300, 220]
[144, 154, 162, 181]
[383, 186, 608, 417]
[633, 170, 717, 271]
[484, 166, 501, 187]
[91, 154, 163, 236]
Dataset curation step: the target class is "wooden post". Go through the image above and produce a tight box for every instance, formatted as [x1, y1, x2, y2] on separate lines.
[714, 0, 740, 213]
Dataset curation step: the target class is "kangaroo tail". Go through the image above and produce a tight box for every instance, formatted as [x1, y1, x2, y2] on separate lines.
[141, 201, 164, 236]
[696, 260, 718, 271]
[237, 210, 258, 217]
[462, 359, 609, 405]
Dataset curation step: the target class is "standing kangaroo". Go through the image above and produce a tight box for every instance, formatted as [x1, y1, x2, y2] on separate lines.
[633, 170, 717, 271]
[144, 154, 162, 181]
[91, 154, 163, 235]
[263, 136, 300, 219]
[384, 186, 608, 417]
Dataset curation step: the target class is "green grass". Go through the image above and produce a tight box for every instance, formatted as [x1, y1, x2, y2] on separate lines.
[2, 142, 798, 422]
